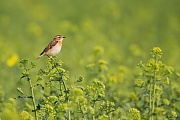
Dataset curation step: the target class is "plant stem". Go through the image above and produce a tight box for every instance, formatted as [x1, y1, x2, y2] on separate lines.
[48, 56, 68, 101]
[68, 106, 71, 120]
[48, 57, 69, 119]
[53, 61, 68, 101]
[152, 76, 156, 119]
[150, 56, 158, 120]
[152, 57, 157, 119]
[149, 79, 152, 120]
[29, 79, 37, 120]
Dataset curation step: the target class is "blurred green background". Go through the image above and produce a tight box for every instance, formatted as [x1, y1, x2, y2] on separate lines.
[0, 0, 180, 99]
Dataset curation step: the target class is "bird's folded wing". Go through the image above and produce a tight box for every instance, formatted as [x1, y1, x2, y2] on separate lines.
[40, 40, 58, 55]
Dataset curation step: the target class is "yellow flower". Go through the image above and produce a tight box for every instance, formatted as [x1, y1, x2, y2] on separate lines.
[20, 110, 34, 120]
[6, 54, 19, 67]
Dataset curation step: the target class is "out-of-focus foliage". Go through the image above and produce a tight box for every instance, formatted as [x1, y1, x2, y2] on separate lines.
[0, 48, 179, 119]
[0, 0, 180, 119]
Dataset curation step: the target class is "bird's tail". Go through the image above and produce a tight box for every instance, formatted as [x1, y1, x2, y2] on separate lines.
[36, 53, 45, 60]
[36, 56, 41, 60]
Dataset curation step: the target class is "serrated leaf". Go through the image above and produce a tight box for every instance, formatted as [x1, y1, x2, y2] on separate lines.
[20, 75, 26, 80]
[34, 84, 44, 90]
[17, 87, 24, 94]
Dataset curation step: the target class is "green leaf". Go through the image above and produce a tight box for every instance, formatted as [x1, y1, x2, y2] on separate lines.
[17, 87, 24, 94]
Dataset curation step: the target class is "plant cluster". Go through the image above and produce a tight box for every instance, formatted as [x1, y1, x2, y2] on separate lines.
[13, 57, 119, 120]
[134, 47, 177, 120]
[0, 47, 179, 120]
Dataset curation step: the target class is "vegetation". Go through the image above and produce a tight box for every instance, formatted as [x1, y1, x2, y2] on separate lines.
[0, 0, 180, 119]
[0, 47, 179, 119]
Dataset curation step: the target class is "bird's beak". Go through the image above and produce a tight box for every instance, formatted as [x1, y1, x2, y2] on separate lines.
[63, 36, 66, 38]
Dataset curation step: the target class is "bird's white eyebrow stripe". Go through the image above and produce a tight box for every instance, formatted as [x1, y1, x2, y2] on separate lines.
[56, 35, 61, 38]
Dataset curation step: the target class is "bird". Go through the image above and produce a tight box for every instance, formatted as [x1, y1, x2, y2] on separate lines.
[36, 35, 65, 60]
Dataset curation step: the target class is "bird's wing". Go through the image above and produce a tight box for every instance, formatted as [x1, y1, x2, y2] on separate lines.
[40, 40, 58, 55]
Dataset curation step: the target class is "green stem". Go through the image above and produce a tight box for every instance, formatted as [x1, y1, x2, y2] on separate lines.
[48, 56, 68, 101]
[68, 106, 71, 120]
[92, 93, 97, 120]
[48, 57, 69, 119]
[149, 81, 152, 120]
[29, 79, 37, 120]
[151, 81, 156, 120]
[53, 60, 68, 101]
[59, 81, 63, 96]
[151, 56, 158, 120]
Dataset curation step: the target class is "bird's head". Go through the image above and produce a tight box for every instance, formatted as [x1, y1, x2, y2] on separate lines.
[54, 35, 66, 41]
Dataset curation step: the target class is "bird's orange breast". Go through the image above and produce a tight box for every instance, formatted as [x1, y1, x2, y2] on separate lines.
[45, 41, 62, 56]
[58, 41, 62, 46]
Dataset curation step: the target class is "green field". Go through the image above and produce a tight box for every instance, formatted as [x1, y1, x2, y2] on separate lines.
[0, 0, 180, 119]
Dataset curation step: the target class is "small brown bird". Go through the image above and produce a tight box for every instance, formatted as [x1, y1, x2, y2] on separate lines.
[36, 35, 65, 59]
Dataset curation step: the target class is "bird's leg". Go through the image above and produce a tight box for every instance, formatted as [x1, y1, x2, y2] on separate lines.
[47, 55, 53, 60]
